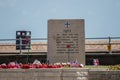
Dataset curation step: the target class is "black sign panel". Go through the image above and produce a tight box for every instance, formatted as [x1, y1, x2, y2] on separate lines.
[16, 31, 31, 50]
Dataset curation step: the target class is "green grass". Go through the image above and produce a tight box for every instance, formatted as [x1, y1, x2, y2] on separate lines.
[85, 65, 120, 70]
[85, 65, 109, 68]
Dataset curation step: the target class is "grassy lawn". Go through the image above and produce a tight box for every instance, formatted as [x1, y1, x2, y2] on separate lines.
[85, 65, 120, 70]
[85, 65, 109, 68]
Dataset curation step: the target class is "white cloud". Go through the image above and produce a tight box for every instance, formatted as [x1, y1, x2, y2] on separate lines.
[0, 0, 16, 7]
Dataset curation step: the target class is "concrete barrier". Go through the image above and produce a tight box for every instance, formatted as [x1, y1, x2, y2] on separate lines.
[0, 68, 119, 80]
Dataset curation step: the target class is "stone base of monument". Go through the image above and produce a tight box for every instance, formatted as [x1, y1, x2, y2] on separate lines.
[0, 68, 89, 80]
[0, 68, 119, 80]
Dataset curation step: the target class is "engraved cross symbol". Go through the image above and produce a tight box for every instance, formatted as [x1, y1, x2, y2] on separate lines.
[65, 21, 70, 28]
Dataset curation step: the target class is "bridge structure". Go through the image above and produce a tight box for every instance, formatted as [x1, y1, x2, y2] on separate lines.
[0, 37, 120, 65]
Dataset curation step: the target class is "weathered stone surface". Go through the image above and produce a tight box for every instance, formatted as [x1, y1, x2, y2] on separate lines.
[48, 19, 85, 65]
[0, 68, 120, 80]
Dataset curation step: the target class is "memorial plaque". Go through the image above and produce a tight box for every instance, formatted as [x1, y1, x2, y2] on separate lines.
[48, 19, 85, 65]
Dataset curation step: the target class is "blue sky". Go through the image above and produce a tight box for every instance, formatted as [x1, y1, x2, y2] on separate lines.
[0, 0, 120, 39]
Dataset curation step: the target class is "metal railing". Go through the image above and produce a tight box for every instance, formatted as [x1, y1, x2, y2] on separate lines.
[85, 37, 120, 53]
[0, 37, 120, 53]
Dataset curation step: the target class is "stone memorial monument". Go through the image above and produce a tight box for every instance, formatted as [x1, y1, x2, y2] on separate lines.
[48, 19, 85, 65]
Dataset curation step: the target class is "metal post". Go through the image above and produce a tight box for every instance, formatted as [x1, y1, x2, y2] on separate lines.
[66, 45, 70, 62]
[26, 41, 30, 64]
[26, 48, 29, 64]
[20, 37, 22, 54]
[108, 36, 112, 54]
[68, 48, 70, 62]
